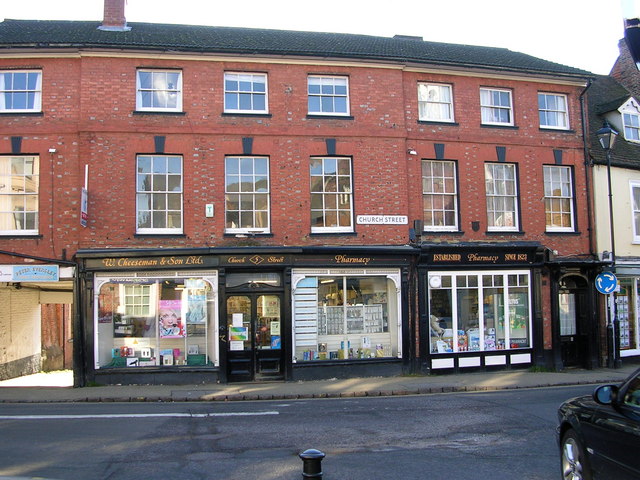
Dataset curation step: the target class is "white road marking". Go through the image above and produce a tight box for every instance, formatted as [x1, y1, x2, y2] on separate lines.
[0, 411, 279, 420]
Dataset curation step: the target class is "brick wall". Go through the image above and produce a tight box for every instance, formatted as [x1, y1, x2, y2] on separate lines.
[0, 54, 591, 258]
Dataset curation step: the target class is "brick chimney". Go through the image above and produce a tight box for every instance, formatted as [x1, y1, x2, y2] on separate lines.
[98, 0, 130, 31]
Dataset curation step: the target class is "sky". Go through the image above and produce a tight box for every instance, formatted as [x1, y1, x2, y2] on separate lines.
[1, 0, 638, 75]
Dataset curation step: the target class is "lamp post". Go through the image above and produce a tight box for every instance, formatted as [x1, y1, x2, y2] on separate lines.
[596, 120, 620, 368]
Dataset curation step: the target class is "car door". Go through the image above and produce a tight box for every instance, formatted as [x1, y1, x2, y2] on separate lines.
[587, 371, 640, 479]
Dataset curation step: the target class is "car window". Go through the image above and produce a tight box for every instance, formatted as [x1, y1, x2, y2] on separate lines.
[623, 372, 640, 408]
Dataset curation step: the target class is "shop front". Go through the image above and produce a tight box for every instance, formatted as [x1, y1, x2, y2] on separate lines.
[418, 243, 546, 372]
[612, 264, 640, 362]
[75, 247, 412, 386]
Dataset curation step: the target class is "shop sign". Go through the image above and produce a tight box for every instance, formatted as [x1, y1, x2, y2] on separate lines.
[221, 254, 288, 266]
[356, 215, 408, 225]
[12, 265, 59, 282]
[87, 255, 217, 270]
[293, 254, 410, 266]
[428, 250, 533, 265]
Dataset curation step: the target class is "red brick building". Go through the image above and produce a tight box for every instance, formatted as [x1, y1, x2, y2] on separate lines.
[0, 0, 600, 385]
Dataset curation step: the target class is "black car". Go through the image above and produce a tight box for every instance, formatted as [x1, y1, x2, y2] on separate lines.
[556, 367, 640, 480]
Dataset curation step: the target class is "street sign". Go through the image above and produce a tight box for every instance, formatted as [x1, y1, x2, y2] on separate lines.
[595, 272, 618, 294]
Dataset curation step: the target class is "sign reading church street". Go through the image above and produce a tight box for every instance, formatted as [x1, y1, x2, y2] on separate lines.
[356, 215, 408, 225]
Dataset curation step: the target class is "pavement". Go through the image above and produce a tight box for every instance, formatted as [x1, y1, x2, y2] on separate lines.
[0, 362, 639, 403]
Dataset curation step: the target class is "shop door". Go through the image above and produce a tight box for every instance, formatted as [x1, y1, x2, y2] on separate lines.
[226, 294, 284, 382]
[559, 288, 588, 368]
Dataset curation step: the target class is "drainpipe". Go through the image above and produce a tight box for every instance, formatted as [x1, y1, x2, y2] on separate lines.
[579, 78, 595, 257]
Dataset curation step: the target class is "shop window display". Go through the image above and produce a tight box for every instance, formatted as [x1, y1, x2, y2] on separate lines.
[428, 271, 530, 354]
[292, 270, 401, 362]
[95, 273, 217, 369]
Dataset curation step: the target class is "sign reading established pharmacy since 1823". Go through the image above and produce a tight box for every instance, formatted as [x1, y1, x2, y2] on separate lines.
[426, 250, 535, 265]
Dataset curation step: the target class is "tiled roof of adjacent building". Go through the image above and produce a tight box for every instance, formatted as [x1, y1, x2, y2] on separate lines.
[588, 74, 640, 169]
[0, 19, 592, 79]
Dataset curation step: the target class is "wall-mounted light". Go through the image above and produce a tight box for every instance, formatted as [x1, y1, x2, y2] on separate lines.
[407, 149, 417, 155]
[48, 148, 57, 153]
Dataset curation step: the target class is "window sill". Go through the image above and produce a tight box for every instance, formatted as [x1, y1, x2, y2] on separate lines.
[480, 124, 518, 130]
[224, 232, 273, 238]
[539, 127, 575, 134]
[0, 111, 43, 116]
[485, 230, 525, 235]
[310, 231, 357, 236]
[417, 120, 459, 126]
[306, 114, 354, 120]
[545, 230, 581, 236]
[132, 111, 186, 116]
[221, 112, 272, 118]
[422, 230, 464, 235]
[0, 233, 42, 238]
[134, 233, 186, 237]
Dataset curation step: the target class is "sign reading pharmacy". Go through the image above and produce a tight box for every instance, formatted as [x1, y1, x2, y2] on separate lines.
[356, 215, 408, 225]
[12, 265, 59, 282]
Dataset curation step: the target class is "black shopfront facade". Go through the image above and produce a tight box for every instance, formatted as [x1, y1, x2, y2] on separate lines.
[417, 242, 549, 373]
[74, 246, 413, 386]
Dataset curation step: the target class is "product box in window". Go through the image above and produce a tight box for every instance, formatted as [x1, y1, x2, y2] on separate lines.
[467, 328, 480, 351]
[484, 335, 496, 350]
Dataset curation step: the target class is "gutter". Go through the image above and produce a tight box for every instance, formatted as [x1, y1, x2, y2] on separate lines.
[579, 78, 596, 258]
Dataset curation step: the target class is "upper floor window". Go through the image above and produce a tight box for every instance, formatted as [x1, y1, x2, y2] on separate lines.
[480, 88, 513, 126]
[310, 157, 353, 233]
[631, 180, 640, 243]
[0, 70, 42, 113]
[307, 75, 349, 116]
[422, 160, 458, 230]
[224, 72, 267, 114]
[620, 99, 640, 142]
[418, 83, 454, 122]
[485, 163, 518, 231]
[136, 69, 182, 112]
[0, 155, 39, 234]
[543, 165, 574, 232]
[624, 113, 640, 142]
[136, 155, 183, 234]
[538, 93, 569, 129]
[225, 156, 270, 234]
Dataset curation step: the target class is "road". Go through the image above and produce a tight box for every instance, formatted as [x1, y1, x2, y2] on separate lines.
[0, 384, 593, 479]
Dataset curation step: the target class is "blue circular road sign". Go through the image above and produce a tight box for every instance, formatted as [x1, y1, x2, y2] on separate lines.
[595, 272, 618, 294]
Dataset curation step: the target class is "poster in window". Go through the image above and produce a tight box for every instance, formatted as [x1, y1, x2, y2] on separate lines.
[159, 300, 185, 338]
[186, 293, 207, 323]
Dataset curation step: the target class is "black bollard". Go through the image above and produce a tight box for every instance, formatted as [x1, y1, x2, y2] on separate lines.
[299, 448, 325, 479]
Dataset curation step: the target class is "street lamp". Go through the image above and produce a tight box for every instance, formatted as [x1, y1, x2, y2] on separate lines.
[596, 120, 620, 368]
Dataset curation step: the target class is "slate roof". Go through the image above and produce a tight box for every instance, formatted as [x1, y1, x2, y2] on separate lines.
[0, 19, 592, 79]
[588, 74, 640, 169]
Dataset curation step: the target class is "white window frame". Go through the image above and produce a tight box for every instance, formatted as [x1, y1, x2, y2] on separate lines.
[480, 87, 513, 126]
[0, 155, 39, 235]
[135, 69, 183, 112]
[0, 70, 42, 113]
[428, 270, 532, 354]
[422, 159, 458, 231]
[310, 156, 353, 233]
[307, 75, 350, 116]
[543, 165, 575, 232]
[291, 268, 403, 362]
[224, 156, 271, 234]
[485, 163, 519, 231]
[224, 72, 268, 114]
[136, 155, 183, 234]
[538, 92, 569, 130]
[620, 99, 640, 144]
[631, 180, 640, 243]
[418, 83, 454, 122]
